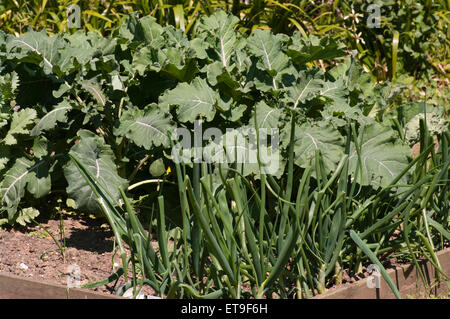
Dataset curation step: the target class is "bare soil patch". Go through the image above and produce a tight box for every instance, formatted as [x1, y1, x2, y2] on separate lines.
[0, 213, 147, 296]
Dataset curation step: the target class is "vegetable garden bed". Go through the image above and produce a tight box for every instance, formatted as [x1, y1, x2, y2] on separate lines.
[1, 213, 449, 299]
[0, 9, 448, 299]
[1, 246, 449, 299]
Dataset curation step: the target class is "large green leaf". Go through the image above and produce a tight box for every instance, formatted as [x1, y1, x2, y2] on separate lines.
[31, 100, 72, 136]
[318, 78, 374, 127]
[6, 30, 65, 74]
[349, 123, 411, 187]
[26, 159, 51, 198]
[132, 46, 163, 75]
[197, 10, 240, 69]
[287, 35, 346, 66]
[320, 102, 374, 128]
[246, 29, 290, 90]
[65, 130, 128, 212]
[58, 31, 117, 74]
[247, 29, 289, 75]
[291, 123, 345, 173]
[319, 78, 348, 106]
[119, 14, 164, 47]
[203, 127, 283, 177]
[0, 157, 49, 220]
[0, 157, 32, 219]
[284, 70, 323, 109]
[249, 101, 281, 130]
[115, 104, 175, 149]
[58, 31, 95, 70]
[159, 77, 221, 123]
[81, 80, 106, 107]
[132, 27, 197, 81]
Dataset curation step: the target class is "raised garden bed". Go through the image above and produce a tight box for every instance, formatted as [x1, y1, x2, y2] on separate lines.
[1, 247, 449, 299]
[1, 212, 449, 299]
[0, 10, 448, 299]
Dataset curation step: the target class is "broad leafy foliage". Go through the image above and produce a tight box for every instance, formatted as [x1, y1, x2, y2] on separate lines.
[65, 130, 128, 211]
[116, 104, 174, 149]
[348, 123, 411, 187]
[0, 11, 418, 225]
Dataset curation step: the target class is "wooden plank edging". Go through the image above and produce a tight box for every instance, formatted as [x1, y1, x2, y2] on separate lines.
[0, 272, 124, 299]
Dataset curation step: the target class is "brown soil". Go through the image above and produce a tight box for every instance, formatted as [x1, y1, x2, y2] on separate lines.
[0, 213, 154, 297]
